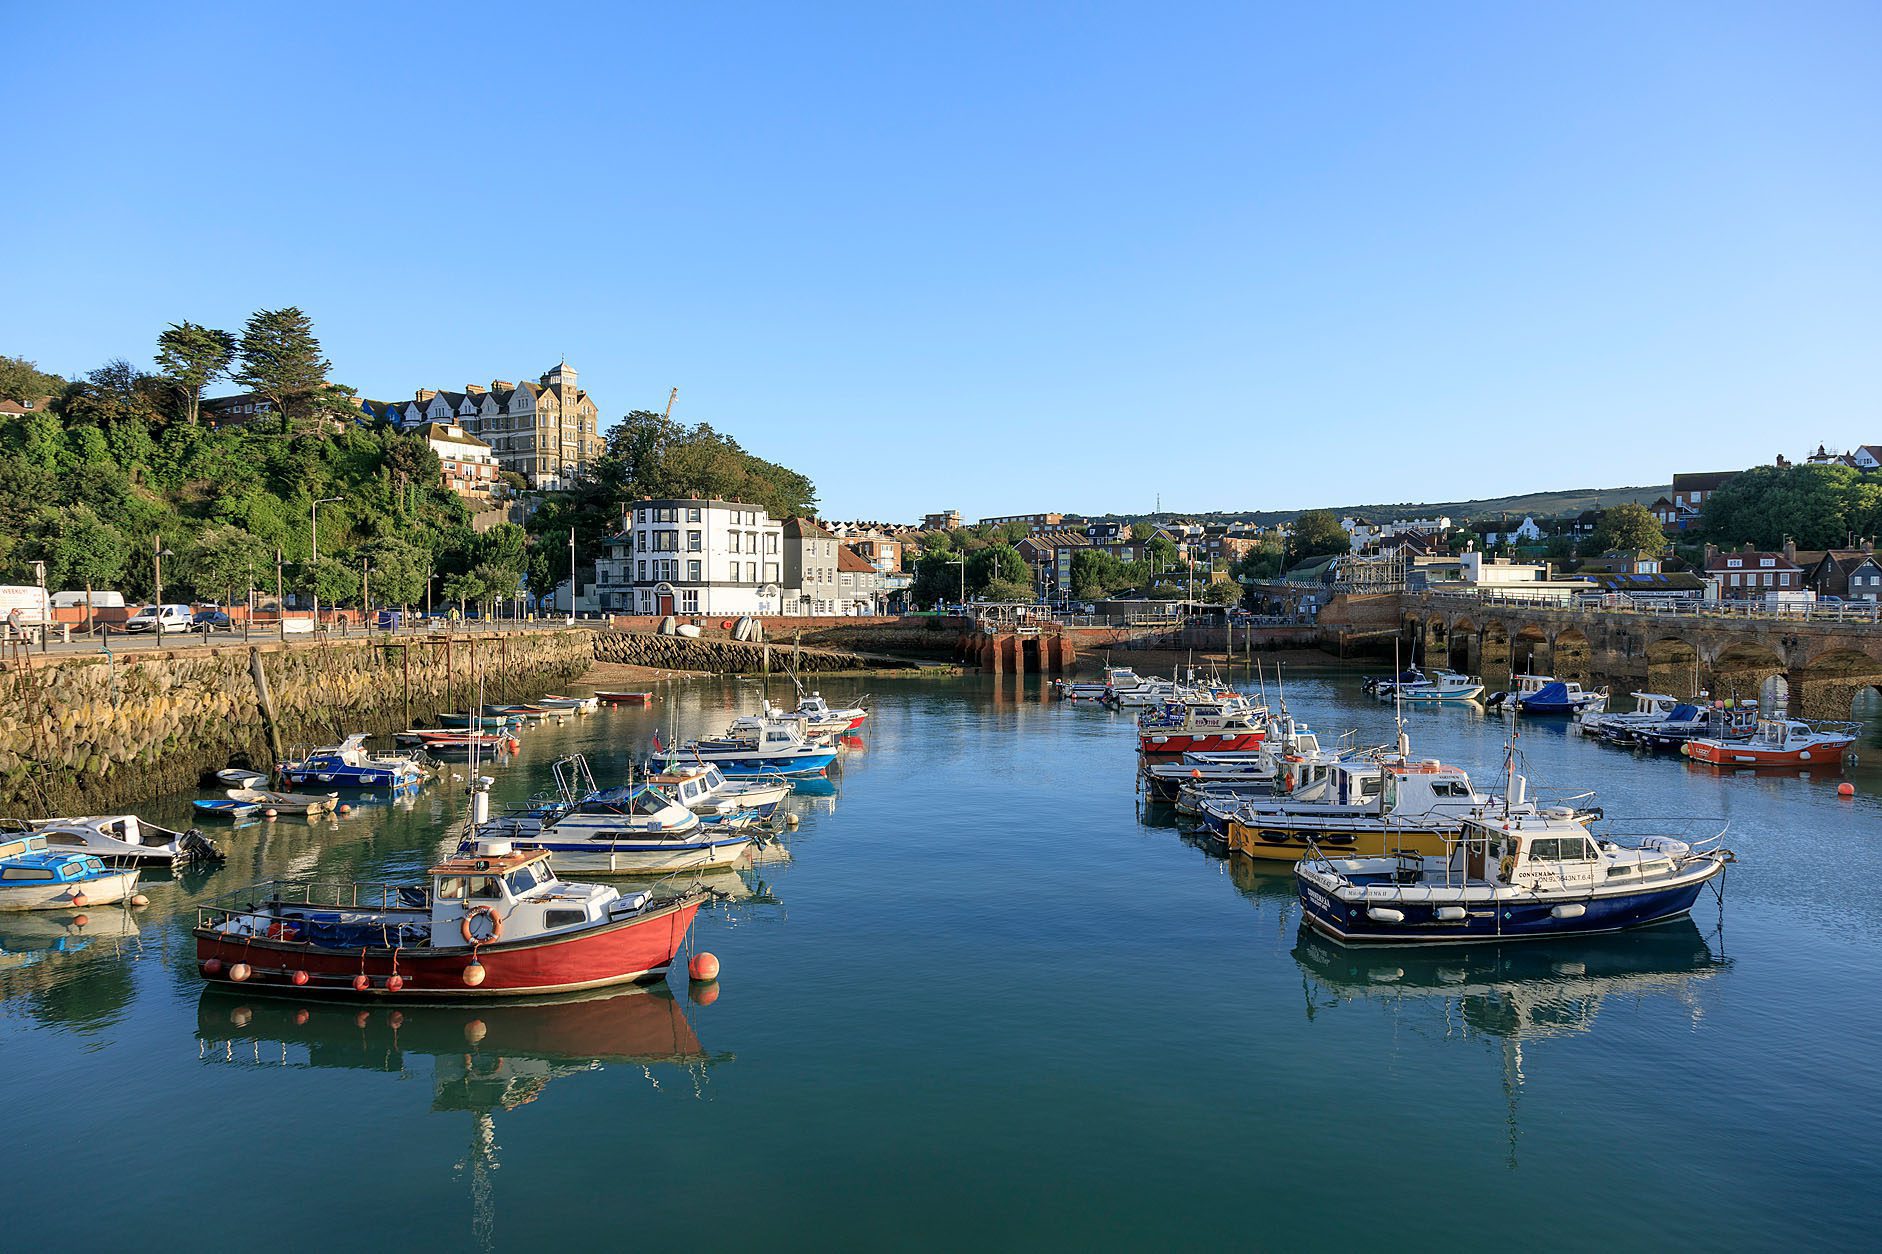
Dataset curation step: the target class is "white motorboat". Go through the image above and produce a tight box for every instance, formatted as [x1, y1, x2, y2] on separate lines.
[647, 764, 793, 818]
[1391, 670, 1485, 704]
[469, 782, 752, 874]
[217, 767, 271, 789]
[15, 814, 223, 868]
[226, 788, 340, 816]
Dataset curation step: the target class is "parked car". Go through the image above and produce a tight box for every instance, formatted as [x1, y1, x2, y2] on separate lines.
[122, 604, 193, 633]
[191, 608, 232, 632]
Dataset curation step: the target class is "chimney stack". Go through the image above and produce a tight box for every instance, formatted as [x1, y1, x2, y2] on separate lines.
[1783, 538, 1797, 563]
[1704, 543, 1719, 565]
[415, 388, 437, 402]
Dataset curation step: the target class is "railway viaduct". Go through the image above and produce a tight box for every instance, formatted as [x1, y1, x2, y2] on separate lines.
[1402, 594, 1882, 719]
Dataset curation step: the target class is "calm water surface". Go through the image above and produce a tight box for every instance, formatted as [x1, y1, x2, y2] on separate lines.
[5, 667, 1881, 1251]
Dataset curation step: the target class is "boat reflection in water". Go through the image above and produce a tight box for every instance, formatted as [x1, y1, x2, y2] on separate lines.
[197, 984, 728, 1248]
[1293, 923, 1728, 1164]
[1, 905, 144, 966]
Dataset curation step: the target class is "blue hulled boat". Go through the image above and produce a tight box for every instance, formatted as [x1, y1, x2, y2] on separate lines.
[1296, 802, 1731, 945]
[281, 734, 429, 789]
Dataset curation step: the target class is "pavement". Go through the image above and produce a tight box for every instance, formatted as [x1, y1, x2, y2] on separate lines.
[1, 620, 592, 661]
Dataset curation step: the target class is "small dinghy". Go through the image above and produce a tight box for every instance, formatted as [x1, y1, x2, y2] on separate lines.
[194, 798, 262, 821]
[596, 690, 655, 705]
[226, 789, 339, 816]
[217, 767, 270, 789]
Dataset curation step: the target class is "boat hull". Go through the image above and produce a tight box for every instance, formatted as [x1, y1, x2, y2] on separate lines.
[1139, 731, 1264, 755]
[493, 835, 754, 874]
[1297, 875, 1716, 945]
[657, 750, 837, 776]
[0, 869, 139, 911]
[194, 898, 703, 997]
[1685, 739, 1853, 766]
[1228, 822, 1457, 863]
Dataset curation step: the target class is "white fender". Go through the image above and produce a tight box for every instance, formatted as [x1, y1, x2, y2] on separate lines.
[1551, 903, 1587, 919]
[1366, 906, 1406, 924]
[1433, 905, 1467, 922]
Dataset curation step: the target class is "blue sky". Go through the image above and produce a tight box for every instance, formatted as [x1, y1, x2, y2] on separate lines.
[4, 2, 1879, 521]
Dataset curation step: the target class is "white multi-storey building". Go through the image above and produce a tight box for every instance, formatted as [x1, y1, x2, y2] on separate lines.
[595, 498, 784, 616]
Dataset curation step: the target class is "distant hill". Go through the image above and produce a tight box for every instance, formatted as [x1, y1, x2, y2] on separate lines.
[1088, 485, 1669, 529]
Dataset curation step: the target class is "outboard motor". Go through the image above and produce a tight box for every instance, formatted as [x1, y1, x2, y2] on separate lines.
[179, 828, 225, 865]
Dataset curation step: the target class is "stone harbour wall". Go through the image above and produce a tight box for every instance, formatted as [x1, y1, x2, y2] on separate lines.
[0, 631, 594, 814]
[591, 631, 911, 675]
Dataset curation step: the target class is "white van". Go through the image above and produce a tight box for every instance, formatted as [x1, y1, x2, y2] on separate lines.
[123, 604, 193, 633]
[51, 590, 126, 610]
[0, 585, 51, 627]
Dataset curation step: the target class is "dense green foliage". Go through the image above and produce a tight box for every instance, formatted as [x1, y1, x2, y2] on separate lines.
[1589, 502, 1669, 556]
[1701, 463, 1882, 551]
[1287, 509, 1350, 563]
[4, 313, 822, 614]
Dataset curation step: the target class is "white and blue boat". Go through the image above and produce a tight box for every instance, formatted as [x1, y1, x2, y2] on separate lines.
[648, 764, 792, 818]
[0, 832, 141, 911]
[281, 734, 430, 789]
[1296, 798, 1731, 945]
[466, 782, 752, 874]
[193, 798, 262, 821]
[653, 719, 839, 777]
[1488, 674, 1607, 717]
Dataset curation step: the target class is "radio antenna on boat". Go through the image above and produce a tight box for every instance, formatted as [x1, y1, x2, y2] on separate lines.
[1392, 640, 1410, 757]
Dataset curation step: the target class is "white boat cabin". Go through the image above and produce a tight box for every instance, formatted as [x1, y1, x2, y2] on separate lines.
[429, 843, 636, 942]
[1453, 811, 1683, 890]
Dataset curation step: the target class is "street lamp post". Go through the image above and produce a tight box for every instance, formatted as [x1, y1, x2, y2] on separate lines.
[310, 496, 342, 634]
[568, 526, 577, 623]
[152, 535, 174, 642]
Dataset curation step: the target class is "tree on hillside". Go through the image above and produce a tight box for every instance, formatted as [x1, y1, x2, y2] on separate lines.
[1701, 463, 1866, 551]
[0, 355, 65, 404]
[362, 537, 430, 609]
[234, 307, 331, 433]
[1590, 502, 1668, 556]
[1288, 510, 1349, 563]
[1145, 535, 1181, 570]
[189, 524, 271, 603]
[968, 544, 1030, 600]
[155, 322, 236, 426]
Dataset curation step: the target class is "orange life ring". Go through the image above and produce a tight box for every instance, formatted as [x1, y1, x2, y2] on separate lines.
[461, 906, 503, 945]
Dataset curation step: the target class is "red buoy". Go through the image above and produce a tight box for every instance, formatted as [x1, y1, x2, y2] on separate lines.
[385, 974, 405, 993]
[72, 914, 90, 928]
[1838, 782, 1856, 798]
[69, 893, 89, 908]
[291, 970, 310, 986]
[462, 961, 487, 987]
[689, 980, 721, 1007]
[201, 958, 223, 978]
[293, 1008, 310, 1027]
[228, 962, 252, 983]
[688, 952, 721, 982]
[353, 974, 371, 992]
[387, 1010, 404, 1029]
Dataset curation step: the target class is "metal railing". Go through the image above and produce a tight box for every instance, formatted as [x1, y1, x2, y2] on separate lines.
[1412, 590, 1882, 625]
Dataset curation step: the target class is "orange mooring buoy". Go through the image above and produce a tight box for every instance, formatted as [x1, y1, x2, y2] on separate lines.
[688, 952, 721, 982]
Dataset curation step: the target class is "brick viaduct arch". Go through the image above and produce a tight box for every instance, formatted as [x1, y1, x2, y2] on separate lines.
[1404, 598, 1882, 718]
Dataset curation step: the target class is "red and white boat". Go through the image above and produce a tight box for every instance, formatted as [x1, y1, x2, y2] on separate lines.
[397, 727, 520, 755]
[1138, 697, 1267, 755]
[1684, 716, 1859, 767]
[192, 840, 707, 998]
[596, 690, 656, 705]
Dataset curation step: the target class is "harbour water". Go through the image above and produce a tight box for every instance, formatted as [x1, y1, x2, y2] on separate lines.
[4, 666, 1880, 1250]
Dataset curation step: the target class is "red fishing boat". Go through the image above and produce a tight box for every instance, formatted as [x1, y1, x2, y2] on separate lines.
[192, 841, 707, 998]
[1137, 698, 1266, 755]
[596, 690, 657, 705]
[1684, 716, 1858, 768]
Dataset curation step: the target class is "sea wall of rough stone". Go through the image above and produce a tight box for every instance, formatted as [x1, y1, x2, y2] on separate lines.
[591, 631, 907, 674]
[0, 631, 594, 814]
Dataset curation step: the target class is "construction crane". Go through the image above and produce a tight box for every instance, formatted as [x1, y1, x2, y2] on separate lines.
[663, 387, 678, 421]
